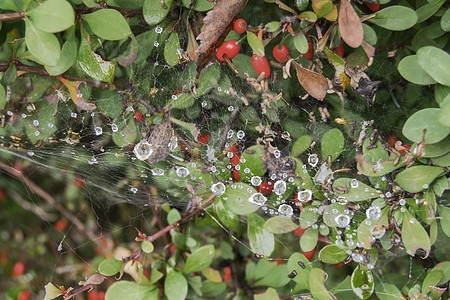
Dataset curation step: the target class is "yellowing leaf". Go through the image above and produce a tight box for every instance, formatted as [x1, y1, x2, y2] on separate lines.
[338, 0, 363, 48]
[293, 61, 328, 100]
[58, 77, 97, 111]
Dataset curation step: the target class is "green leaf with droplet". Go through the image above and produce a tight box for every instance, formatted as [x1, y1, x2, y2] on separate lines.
[351, 264, 374, 299]
[165, 270, 188, 300]
[219, 183, 258, 215]
[183, 245, 215, 273]
[264, 216, 298, 234]
[82, 9, 131, 40]
[356, 207, 389, 249]
[318, 245, 349, 264]
[401, 209, 431, 257]
[26, 0, 75, 33]
[309, 268, 336, 300]
[25, 19, 61, 66]
[321, 128, 344, 162]
[395, 165, 443, 193]
[299, 209, 320, 228]
[98, 258, 123, 276]
[143, 0, 173, 26]
[247, 31, 265, 56]
[248, 213, 275, 256]
[164, 32, 180, 67]
[112, 117, 138, 147]
[332, 178, 381, 202]
[300, 227, 318, 252]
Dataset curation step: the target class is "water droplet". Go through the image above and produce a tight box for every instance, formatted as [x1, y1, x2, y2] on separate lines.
[248, 193, 267, 206]
[32, 120, 39, 126]
[171, 94, 177, 100]
[211, 182, 226, 196]
[217, 86, 222, 92]
[237, 130, 245, 139]
[227, 130, 234, 139]
[228, 106, 234, 112]
[133, 140, 153, 160]
[111, 124, 118, 132]
[312, 224, 318, 229]
[370, 225, 386, 239]
[352, 252, 364, 263]
[308, 154, 319, 167]
[399, 198, 406, 205]
[6, 111, 12, 116]
[70, 112, 77, 118]
[251, 176, 262, 186]
[236, 198, 243, 203]
[151, 168, 164, 176]
[409, 218, 415, 224]
[88, 157, 98, 165]
[335, 214, 351, 228]
[27, 151, 34, 156]
[274, 150, 281, 158]
[77, 93, 83, 98]
[244, 168, 250, 174]
[227, 152, 234, 158]
[297, 189, 312, 202]
[155, 26, 163, 33]
[34, 130, 40, 136]
[423, 184, 429, 189]
[385, 192, 392, 198]
[278, 204, 293, 218]
[168, 136, 178, 151]
[366, 206, 381, 220]
[351, 178, 359, 188]
[130, 187, 138, 194]
[48, 123, 54, 128]
[235, 165, 241, 170]
[94, 127, 103, 135]
[176, 167, 189, 178]
[273, 180, 287, 196]
[201, 101, 207, 107]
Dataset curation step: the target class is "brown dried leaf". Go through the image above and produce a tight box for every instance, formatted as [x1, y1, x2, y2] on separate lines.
[293, 61, 328, 100]
[196, 0, 248, 73]
[338, 0, 363, 48]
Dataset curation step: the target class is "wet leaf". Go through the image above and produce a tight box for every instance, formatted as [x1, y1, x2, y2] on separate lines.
[105, 281, 158, 300]
[45, 26, 78, 75]
[417, 46, 450, 87]
[321, 128, 344, 162]
[58, 77, 97, 111]
[98, 258, 123, 276]
[402, 108, 450, 144]
[247, 31, 265, 56]
[356, 207, 389, 249]
[318, 245, 349, 264]
[322, 203, 346, 227]
[351, 264, 374, 299]
[26, 0, 75, 33]
[439, 205, 450, 238]
[264, 216, 298, 234]
[368, 6, 417, 31]
[300, 227, 318, 252]
[338, 0, 363, 48]
[165, 270, 188, 300]
[402, 209, 431, 257]
[25, 19, 61, 66]
[143, 0, 173, 26]
[396, 166, 443, 193]
[82, 9, 131, 40]
[332, 178, 381, 202]
[112, 117, 138, 147]
[300, 209, 320, 229]
[248, 213, 275, 256]
[293, 61, 328, 100]
[219, 183, 260, 215]
[309, 268, 336, 300]
[184, 245, 215, 273]
[254, 287, 280, 300]
[214, 198, 240, 231]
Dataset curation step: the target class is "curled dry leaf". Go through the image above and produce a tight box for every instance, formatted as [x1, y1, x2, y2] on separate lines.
[338, 0, 363, 48]
[58, 77, 97, 111]
[293, 61, 328, 101]
[196, 0, 248, 74]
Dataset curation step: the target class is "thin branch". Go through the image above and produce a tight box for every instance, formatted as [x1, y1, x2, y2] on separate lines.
[0, 12, 25, 22]
[0, 161, 101, 243]
[146, 194, 216, 243]
[74, 7, 142, 18]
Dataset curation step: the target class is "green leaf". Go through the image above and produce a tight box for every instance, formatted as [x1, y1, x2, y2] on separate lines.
[321, 128, 344, 162]
[368, 6, 417, 31]
[247, 213, 275, 256]
[183, 245, 215, 273]
[112, 117, 138, 147]
[292, 135, 311, 157]
[77, 25, 115, 82]
[105, 281, 158, 300]
[25, 19, 61, 66]
[402, 209, 431, 257]
[45, 26, 78, 75]
[0, 83, 6, 110]
[141, 240, 154, 253]
[287, 252, 312, 285]
[247, 31, 265, 56]
[422, 270, 443, 295]
[332, 178, 381, 202]
[82, 9, 131, 40]
[0, 0, 19, 10]
[24, 101, 58, 143]
[439, 205, 450, 238]
[264, 216, 298, 234]
[300, 227, 318, 252]
[219, 183, 259, 215]
[239, 145, 266, 181]
[374, 281, 404, 300]
[362, 24, 377, 46]
[181, 0, 214, 11]
[265, 21, 282, 33]
[312, 0, 333, 18]
[167, 208, 181, 224]
[395, 165, 443, 193]
[356, 207, 389, 249]
[439, 102, 450, 127]
[432, 151, 450, 167]
[254, 264, 290, 288]
[98, 258, 123, 276]
[143, 0, 173, 26]
[165, 270, 188, 300]
[214, 198, 240, 231]
[416, 0, 446, 23]
[318, 244, 349, 264]
[398, 55, 437, 85]
[293, 30, 308, 54]
[441, 8, 450, 31]
[164, 32, 181, 66]
[254, 287, 280, 300]
[411, 136, 450, 158]
[94, 90, 124, 119]
[417, 46, 450, 87]
[26, 0, 74, 33]
[299, 209, 320, 228]
[351, 265, 374, 299]
[402, 108, 450, 144]
[309, 268, 336, 300]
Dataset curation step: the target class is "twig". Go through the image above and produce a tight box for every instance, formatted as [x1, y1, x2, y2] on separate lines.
[0, 161, 101, 243]
[0, 12, 25, 22]
[146, 194, 216, 243]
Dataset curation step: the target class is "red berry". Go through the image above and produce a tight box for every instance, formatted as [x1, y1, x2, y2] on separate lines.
[232, 169, 240, 181]
[365, 3, 380, 12]
[334, 262, 344, 268]
[74, 175, 85, 188]
[303, 248, 316, 261]
[272, 44, 290, 63]
[0, 188, 5, 201]
[230, 153, 241, 167]
[216, 40, 241, 61]
[304, 40, 314, 60]
[197, 133, 210, 145]
[400, 144, 411, 154]
[294, 227, 306, 237]
[55, 219, 67, 232]
[258, 181, 273, 195]
[223, 266, 232, 282]
[17, 290, 31, 300]
[12, 261, 26, 277]
[134, 111, 144, 123]
[228, 143, 239, 155]
[251, 55, 271, 78]
[233, 18, 247, 34]
[333, 44, 344, 57]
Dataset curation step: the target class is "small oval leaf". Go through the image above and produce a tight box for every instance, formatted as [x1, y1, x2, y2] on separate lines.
[351, 264, 374, 299]
[82, 9, 131, 40]
[338, 0, 363, 48]
[368, 6, 418, 31]
[395, 165, 443, 193]
[26, 0, 75, 33]
[143, 0, 173, 26]
[417, 46, 450, 87]
[247, 31, 265, 56]
[183, 245, 215, 273]
[165, 270, 188, 300]
[402, 209, 431, 257]
[98, 258, 123, 276]
[318, 245, 349, 264]
[248, 213, 275, 256]
[402, 108, 450, 144]
[398, 55, 437, 85]
[321, 128, 344, 162]
[264, 216, 298, 234]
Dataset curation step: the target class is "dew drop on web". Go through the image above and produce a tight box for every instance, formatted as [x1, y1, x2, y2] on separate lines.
[278, 204, 293, 218]
[366, 206, 381, 220]
[237, 130, 245, 139]
[297, 189, 312, 202]
[335, 214, 351, 228]
[248, 193, 267, 206]
[111, 124, 118, 132]
[151, 168, 164, 176]
[94, 127, 103, 136]
[273, 180, 286, 196]
[211, 182, 226, 196]
[250, 176, 262, 187]
[133, 140, 153, 161]
[308, 154, 319, 167]
[227, 130, 234, 139]
[351, 178, 359, 188]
